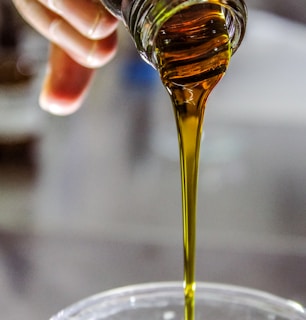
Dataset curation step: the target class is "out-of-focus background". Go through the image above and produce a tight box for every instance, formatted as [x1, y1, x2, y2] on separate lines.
[0, 0, 306, 319]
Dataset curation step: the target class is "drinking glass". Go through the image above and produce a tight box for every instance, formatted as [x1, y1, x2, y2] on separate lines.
[50, 282, 306, 320]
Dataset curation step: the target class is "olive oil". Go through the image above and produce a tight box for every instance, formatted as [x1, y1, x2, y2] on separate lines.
[155, 4, 231, 320]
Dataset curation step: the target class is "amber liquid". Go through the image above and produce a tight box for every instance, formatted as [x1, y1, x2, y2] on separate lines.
[154, 4, 231, 320]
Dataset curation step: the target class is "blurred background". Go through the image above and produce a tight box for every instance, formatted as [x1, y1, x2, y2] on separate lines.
[0, 0, 306, 319]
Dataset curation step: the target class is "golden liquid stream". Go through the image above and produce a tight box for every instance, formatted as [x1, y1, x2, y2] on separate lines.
[155, 4, 231, 320]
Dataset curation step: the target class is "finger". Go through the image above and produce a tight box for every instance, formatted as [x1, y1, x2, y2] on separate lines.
[38, 0, 118, 39]
[50, 18, 117, 68]
[12, 0, 117, 68]
[40, 43, 95, 115]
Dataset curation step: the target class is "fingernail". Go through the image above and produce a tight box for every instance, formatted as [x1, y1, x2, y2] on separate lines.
[40, 94, 83, 115]
[48, 0, 63, 14]
[86, 41, 101, 67]
[88, 10, 103, 38]
[88, 9, 118, 39]
[39, 75, 84, 115]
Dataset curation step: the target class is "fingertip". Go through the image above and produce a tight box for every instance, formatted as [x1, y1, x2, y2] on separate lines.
[69, 30, 118, 68]
[89, 13, 118, 40]
[39, 44, 95, 115]
[39, 91, 84, 116]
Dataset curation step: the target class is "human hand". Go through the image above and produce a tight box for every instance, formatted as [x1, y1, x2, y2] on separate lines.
[12, 0, 118, 115]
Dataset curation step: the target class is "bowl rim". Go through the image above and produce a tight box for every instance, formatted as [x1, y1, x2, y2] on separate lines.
[51, 282, 306, 320]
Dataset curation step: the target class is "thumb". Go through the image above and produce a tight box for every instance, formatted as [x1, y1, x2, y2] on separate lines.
[39, 43, 95, 115]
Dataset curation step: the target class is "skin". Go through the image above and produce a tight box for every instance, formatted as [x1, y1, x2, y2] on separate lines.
[12, 0, 118, 115]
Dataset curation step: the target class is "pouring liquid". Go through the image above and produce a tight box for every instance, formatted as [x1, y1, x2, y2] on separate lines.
[154, 4, 231, 320]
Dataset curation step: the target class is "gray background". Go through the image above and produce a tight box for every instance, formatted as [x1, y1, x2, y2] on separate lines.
[0, 1, 306, 319]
